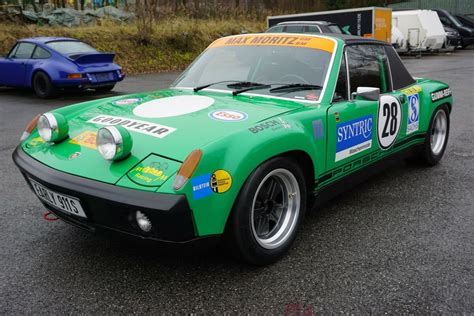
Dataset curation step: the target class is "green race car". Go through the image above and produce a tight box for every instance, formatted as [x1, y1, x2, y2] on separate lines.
[13, 33, 453, 265]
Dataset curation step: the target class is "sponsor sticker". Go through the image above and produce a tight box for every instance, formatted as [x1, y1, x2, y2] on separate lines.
[377, 95, 402, 150]
[406, 94, 420, 134]
[191, 169, 233, 200]
[192, 173, 213, 200]
[69, 131, 97, 149]
[209, 34, 335, 53]
[69, 152, 81, 160]
[400, 85, 422, 96]
[112, 98, 142, 106]
[248, 118, 290, 134]
[208, 110, 248, 122]
[25, 137, 45, 148]
[335, 114, 373, 162]
[312, 119, 324, 139]
[431, 87, 452, 102]
[88, 115, 176, 139]
[305, 93, 319, 101]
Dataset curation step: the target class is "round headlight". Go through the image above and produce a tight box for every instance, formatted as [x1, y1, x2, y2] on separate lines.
[96, 125, 133, 161]
[37, 112, 69, 143]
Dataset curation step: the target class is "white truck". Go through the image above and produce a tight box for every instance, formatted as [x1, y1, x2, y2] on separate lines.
[392, 10, 446, 52]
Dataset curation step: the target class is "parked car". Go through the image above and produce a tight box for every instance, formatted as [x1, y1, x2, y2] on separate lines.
[434, 9, 474, 48]
[392, 10, 446, 52]
[0, 37, 125, 98]
[266, 21, 349, 35]
[443, 25, 462, 49]
[14, 33, 453, 265]
[455, 14, 474, 28]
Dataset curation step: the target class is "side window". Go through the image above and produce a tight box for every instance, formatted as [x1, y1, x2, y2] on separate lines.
[267, 26, 284, 33]
[284, 25, 305, 33]
[306, 25, 321, 33]
[32, 46, 51, 59]
[333, 52, 348, 102]
[11, 43, 35, 59]
[8, 44, 19, 58]
[346, 44, 391, 97]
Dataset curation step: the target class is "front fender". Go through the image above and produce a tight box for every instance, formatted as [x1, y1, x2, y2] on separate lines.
[174, 116, 320, 237]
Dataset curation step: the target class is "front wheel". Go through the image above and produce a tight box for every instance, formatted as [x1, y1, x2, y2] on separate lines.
[416, 104, 450, 166]
[224, 157, 307, 265]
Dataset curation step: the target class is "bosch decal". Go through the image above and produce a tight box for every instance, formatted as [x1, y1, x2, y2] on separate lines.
[335, 115, 373, 162]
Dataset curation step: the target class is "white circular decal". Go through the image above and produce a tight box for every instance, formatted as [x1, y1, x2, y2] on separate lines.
[133, 96, 215, 118]
[377, 95, 402, 149]
[208, 110, 248, 122]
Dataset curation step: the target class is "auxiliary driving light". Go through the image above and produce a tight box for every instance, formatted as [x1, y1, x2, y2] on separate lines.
[96, 125, 133, 161]
[37, 112, 69, 143]
[135, 211, 152, 232]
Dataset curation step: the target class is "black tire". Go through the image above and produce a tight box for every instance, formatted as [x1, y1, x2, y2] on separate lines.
[95, 84, 115, 93]
[415, 104, 450, 166]
[224, 157, 307, 265]
[33, 71, 58, 99]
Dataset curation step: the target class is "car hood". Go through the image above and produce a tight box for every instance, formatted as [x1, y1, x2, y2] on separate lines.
[23, 89, 304, 185]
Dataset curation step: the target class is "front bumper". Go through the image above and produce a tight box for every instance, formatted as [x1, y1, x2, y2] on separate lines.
[12, 147, 198, 243]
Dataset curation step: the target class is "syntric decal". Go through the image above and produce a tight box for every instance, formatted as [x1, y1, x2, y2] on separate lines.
[248, 118, 290, 133]
[208, 110, 248, 122]
[335, 115, 373, 162]
[406, 94, 420, 135]
[431, 87, 452, 102]
[88, 115, 176, 139]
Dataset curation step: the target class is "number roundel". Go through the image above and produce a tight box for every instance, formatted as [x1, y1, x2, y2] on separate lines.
[377, 95, 402, 150]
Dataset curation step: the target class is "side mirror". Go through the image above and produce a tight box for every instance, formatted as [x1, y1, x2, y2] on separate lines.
[353, 87, 380, 101]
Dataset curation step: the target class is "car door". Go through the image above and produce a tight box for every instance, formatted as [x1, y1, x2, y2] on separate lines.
[0, 42, 36, 87]
[325, 44, 403, 179]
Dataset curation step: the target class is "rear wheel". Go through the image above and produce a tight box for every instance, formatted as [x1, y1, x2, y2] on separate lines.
[224, 157, 307, 265]
[415, 104, 450, 166]
[33, 71, 58, 99]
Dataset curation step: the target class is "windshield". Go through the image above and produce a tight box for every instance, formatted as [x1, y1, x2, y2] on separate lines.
[46, 41, 96, 55]
[173, 35, 334, 101]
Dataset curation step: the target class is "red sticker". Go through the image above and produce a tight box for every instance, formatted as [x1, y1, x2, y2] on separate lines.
[305, 93, 319, 101]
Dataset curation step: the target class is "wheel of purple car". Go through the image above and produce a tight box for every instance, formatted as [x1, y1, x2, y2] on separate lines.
[33, 71, 58, 99]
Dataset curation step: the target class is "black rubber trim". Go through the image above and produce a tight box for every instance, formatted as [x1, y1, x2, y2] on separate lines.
[12, 146, 197, 242]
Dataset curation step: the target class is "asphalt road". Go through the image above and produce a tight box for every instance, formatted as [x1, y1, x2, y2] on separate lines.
[1, 50, 473, 314]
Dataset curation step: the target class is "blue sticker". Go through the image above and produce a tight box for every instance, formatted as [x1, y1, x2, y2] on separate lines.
[335, 115, 373, 162]
[407, 94, 420, 134]
[312, 119, 324, 139]
[191, 173, 212, 200]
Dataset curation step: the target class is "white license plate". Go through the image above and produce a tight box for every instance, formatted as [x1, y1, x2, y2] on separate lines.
[29, 178, 87, 218]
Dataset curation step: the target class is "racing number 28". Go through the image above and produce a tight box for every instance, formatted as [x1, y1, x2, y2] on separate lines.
[382, 102, 398, 137]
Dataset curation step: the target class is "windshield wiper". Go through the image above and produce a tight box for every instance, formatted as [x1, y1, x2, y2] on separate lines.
[194, 80, 263, 92]
[269, 84, 323, 93]
[232, 84, 271, 96]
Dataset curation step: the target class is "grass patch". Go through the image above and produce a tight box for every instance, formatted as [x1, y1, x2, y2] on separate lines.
[0, 18, 265, 74]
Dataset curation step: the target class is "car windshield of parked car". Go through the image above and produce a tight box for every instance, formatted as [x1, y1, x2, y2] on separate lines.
[172, 40, 333, 101]
[46, 41, 96, 55]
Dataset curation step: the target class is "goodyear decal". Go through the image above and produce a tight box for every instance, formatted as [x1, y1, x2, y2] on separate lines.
[88, 115, 176, 139]
[400, 85, 422, 96]
[69, 131, 97, 149]
[336, 115, 373, 162]
[209, 34, 335, 53]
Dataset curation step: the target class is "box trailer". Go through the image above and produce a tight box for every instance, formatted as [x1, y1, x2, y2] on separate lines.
[267, 7, 392, 42]
[392, 10, 446, 52]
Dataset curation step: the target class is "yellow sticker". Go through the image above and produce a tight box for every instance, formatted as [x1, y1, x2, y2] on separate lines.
[69, 131, 97, 149]
[209, 34, 335, 53]
[210, 170, 232, 193]
[27, 137, 45, 148]
[400, 85, 422, 96]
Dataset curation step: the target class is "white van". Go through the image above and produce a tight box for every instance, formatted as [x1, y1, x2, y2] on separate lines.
[391, 25, 407, 53]
[392, 10, 446, 52]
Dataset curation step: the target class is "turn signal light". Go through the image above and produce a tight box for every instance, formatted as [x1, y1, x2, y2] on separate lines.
[67, 73, 82, 79]
[173, 149, 202, 190]
[20, 114, 40, 141]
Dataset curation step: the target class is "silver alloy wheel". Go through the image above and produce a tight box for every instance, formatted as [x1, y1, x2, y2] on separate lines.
[430, 109, 448, 155]
[250, 168, 301, 250]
